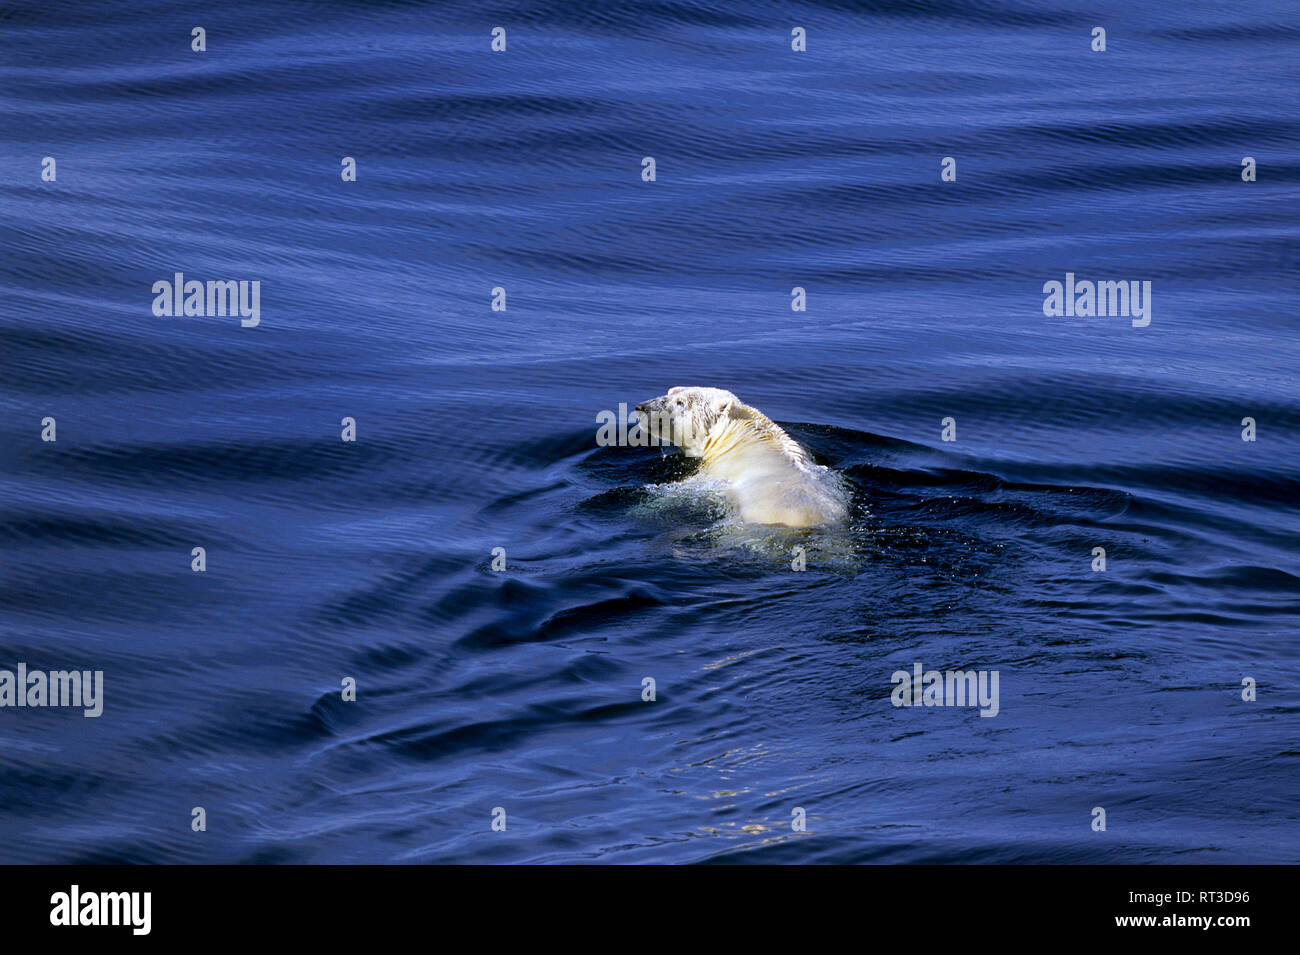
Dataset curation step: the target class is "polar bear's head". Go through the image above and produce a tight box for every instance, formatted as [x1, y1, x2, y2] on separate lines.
[635, 386, 737, 457]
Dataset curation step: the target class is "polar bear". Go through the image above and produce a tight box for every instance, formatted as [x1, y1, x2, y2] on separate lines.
[634, 386, 849, 528]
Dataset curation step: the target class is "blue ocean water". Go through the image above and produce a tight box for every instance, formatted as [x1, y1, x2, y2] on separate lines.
[1, 0, 1298, 863]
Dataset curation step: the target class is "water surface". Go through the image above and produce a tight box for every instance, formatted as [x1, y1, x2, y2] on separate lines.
[1, 0, 1298, 863]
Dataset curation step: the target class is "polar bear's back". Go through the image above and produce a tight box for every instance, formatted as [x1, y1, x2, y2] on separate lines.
[702, 418, 848, 527]
[725, 461, 848, 527]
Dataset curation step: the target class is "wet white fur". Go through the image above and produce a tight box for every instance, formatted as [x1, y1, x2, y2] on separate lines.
[634, 386, 848, 528]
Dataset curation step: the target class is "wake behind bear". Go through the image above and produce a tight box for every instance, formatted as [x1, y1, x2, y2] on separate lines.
[633, 386, 849, 529]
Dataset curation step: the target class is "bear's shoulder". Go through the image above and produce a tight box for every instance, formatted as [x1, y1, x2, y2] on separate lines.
[729, 402, 813, 467]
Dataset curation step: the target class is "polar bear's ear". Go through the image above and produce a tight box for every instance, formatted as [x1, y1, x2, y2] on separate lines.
[715, 394, 736, 417]
[667, 386, 686, 395]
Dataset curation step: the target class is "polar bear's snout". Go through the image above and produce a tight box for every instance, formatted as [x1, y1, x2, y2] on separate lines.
[634, 390, 715, 456]
[632, 400, 655, 433]
[634, 398, 665, 422]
